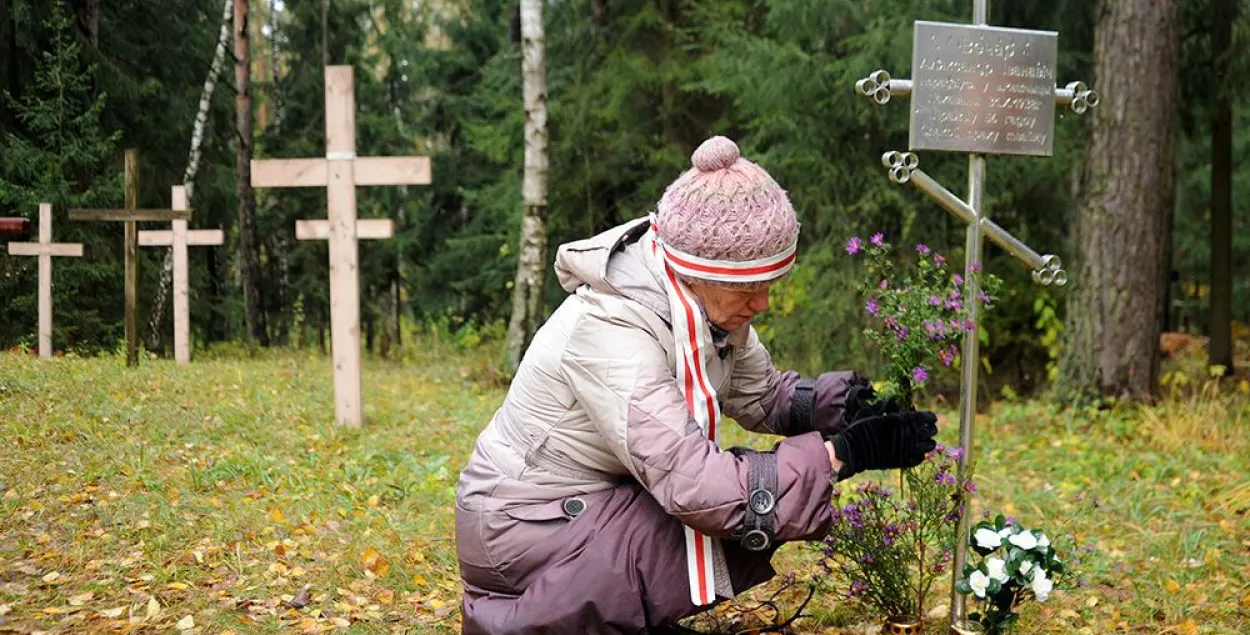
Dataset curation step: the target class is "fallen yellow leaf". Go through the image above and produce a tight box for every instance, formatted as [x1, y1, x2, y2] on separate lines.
[176, 614, 195, 629]
[36, 534, 51, 544]
[146, 596, 161, 619]
[368, 495, 379, 507]
[268, 508, 285, 523]
[99, 606, 125, 618]
[166, 582, 189, 591]
[1165, 580, 1181, 593]
[1177, 619, 1198, 635]
[69, 591, 95, 606]
[359, 547, 389, 578]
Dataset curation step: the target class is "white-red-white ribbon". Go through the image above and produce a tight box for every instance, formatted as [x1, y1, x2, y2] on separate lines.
[644, 218, 795, 605]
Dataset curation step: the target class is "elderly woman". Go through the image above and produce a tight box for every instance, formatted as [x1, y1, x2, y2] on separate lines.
[455, 136, 938, 634]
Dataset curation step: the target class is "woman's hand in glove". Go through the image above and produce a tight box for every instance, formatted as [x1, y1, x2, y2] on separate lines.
[824, 411, 939, 481]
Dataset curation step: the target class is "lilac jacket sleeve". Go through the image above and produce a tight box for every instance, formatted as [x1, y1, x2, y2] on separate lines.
[561, 315, 833, 541]
[721, 328, 868, 438]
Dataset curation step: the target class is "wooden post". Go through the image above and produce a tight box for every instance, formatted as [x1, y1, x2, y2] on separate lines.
[137, 186, 224, 364]
[0, 218, 30, 239]
[71, 150, 191, 367]
[251, 66, 431, 427]
[7, 204, 84, 357]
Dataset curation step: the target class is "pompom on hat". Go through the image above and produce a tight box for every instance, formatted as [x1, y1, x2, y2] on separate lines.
[652, 135, 799, 285]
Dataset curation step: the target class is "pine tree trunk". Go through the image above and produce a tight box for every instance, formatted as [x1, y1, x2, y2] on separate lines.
[146, 0, 234, 352]
[235, 0, 269, 345]
[504, 0, 549, 372]
[1058, 0, 1182, 402]
[76, 0, 100, 48]
[1208, 0, 1236, 375]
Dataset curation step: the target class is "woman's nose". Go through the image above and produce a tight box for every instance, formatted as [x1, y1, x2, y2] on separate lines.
[747, 289, 770, 313]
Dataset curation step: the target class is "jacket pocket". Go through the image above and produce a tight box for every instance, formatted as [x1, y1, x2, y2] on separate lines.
[501, 500, 572, 523]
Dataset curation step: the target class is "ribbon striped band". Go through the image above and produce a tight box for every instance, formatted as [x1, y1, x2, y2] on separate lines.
[649, 217, 797, 283]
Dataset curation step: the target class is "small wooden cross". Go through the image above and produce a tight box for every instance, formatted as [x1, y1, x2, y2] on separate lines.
[7, 204, 84, 358]
[0, 217, 30, 239]
[70, 149, 191, 367]
[252, 65, 431, 427]
[137, 186, 223, 365]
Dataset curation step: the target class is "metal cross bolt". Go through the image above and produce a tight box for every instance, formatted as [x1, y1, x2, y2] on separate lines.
[881, 151, 920, 184]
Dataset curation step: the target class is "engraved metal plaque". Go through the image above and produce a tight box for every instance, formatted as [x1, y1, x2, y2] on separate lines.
[909, 21, 1058, 156]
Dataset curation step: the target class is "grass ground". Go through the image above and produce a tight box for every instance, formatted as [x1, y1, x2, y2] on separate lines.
[0, 341, 1246, 634]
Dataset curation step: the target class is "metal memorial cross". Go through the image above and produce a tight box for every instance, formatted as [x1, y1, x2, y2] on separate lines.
[851, 0, 1098, 625]
[6, 204, 84, 358]
[251, 65, 431, 427]
[70, 149, 192, 367]
[137, 186, 223, 365]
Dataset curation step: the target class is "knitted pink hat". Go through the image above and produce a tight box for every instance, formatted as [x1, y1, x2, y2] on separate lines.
[654, 136, 799, 275]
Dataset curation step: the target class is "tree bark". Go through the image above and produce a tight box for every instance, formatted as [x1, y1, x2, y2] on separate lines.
[76, 0, 100, 48]
[1208, 0, 1236, 375]
[147, 0, 234, 352]
[504, 0, 549, 372]
[235, 0, 269, 345]
[1058, 0, 1181, 402]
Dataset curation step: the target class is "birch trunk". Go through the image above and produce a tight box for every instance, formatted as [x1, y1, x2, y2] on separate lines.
[1058, 0, 1181, 401]
[146, 0, 234, 352]
[504, 0, 549, 372]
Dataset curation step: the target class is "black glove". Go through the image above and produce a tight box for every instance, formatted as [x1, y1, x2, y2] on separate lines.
[829, 410, 939, 481]
[843, 382, 906, 425]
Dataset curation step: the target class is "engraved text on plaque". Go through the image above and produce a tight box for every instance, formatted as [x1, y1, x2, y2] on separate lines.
[909, 21, 1058, 156]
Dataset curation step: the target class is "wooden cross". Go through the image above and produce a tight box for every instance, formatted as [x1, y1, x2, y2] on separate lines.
[70, 149, 191, 366]
[137, 186, 223, 365]
[251, 65, 431, 427]
[0, 217, 30, 239]
[7, 204, 84, 358]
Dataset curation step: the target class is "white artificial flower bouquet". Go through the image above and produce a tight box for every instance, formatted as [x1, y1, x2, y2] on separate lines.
[955, 515, 1067, 634]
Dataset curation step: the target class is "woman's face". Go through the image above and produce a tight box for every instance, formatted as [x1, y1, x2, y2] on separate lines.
[686, 281, 773, 332]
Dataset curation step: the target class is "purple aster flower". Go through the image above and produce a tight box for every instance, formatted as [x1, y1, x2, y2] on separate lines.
[915, 243, 931, 256]
[967, 261, 982, 273]
[866, 298, 880, 316]
[845, 236, 862, 255]
[946, 446, 964, 460]
[979, 292, 992, 305]
[938, 348, 955, 367]
[945, 298, 963, 312]
[928, 295, 942, 306]
[912, 366, 928, 383]
[849, 579, 869, 597]
[952, 274, 964, 287]
[870, 232, 886, 247]
[936, 472, 957, 486]
[963, 480, 978, 493]
[879, 279, 889, 289]
[896, 326, 910, 341]
[883, 316, 901, 332]
[963, 319, 977, 333]
[933, 253, 947, 268]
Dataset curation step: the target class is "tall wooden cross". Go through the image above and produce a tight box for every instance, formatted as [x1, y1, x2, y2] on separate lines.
[852, 0, 1098, 624]
[70, 149, 191, 366]
[137, 186, 223, 365]
[252, 65, 431, 427]
[7, 204, 84, 358]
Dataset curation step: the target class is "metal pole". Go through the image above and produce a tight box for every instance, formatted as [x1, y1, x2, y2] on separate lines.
[950, 1, 988, 624]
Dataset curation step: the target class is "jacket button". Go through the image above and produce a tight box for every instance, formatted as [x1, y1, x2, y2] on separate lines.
[742, 529, 770, 552]
[749, 489, 775, 515]
[562, 497, 586, 518]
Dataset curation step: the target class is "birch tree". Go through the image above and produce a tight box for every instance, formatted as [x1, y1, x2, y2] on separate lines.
[504, 0, 549, 372]
[146, 0, 233, 351]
